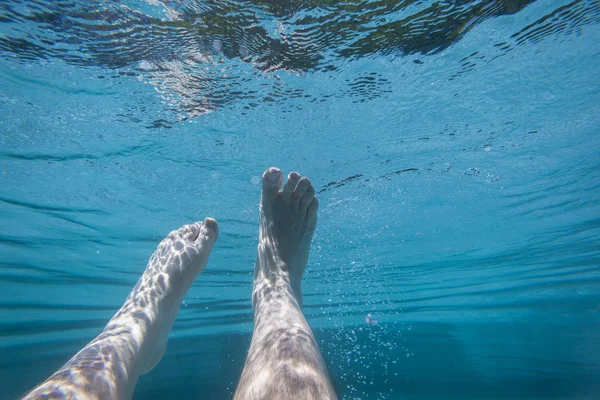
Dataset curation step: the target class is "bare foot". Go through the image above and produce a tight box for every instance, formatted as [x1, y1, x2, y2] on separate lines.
[235, 168, 337, 400]
[119, 217, 219, 373]
[255, 167, 318, 303]
[23, 218, 219, 400]
[139, 217, 219, 301]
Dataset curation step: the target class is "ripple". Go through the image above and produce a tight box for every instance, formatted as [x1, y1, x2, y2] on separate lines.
[2, 0, 597, 117]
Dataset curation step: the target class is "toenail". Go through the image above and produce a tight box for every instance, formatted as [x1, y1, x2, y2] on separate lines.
[204, 218, 218, 230]
[267, 168, 281, 180]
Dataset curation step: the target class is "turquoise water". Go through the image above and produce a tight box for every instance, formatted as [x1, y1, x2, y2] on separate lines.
[1, 0, 599, 398]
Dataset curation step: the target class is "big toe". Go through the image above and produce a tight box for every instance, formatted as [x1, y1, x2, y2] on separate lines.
[184, 218, 218, 247]
[197, 217, 218, 243]
[261, 167, 283, 203]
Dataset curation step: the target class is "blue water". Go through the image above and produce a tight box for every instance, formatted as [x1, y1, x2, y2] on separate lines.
[1, 0, 599, 399]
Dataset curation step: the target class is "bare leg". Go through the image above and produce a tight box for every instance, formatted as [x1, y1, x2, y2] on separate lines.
[23, 218, 218, 400]
[234, 168, 337, 400]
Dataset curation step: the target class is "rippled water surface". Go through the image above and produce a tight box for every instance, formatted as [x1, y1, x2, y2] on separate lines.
[1, 0, 600, 399]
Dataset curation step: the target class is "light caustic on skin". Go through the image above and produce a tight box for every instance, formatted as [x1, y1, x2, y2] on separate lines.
[23, 167, 337, 400]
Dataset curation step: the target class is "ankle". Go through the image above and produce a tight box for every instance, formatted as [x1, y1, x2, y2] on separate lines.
[252, 274, 303, 312]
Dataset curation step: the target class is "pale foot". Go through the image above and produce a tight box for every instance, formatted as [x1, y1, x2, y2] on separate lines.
[23, 218, 218, 400]
[116, 217, 220, 373]
[235, 168, 337, 400]
[255, 167, 319, 302]
[135, 217, 219, 304]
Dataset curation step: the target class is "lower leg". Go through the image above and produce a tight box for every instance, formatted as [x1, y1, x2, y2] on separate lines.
[234, 168, 337, 400]
[23, 218, 218, 400]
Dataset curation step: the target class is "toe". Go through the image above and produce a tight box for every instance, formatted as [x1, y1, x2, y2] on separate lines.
[203, 217, 219, 239]
[167, 229, 178, 240]
[292, 177, 311, 206]
[185, 223, 201, 242]
[282, 172, 301, 200]
[299, 184, 316, 213]
[306, 196, 319, 219]
[196, 217, 218, 242]
[261, 167, 283, 203]
[178, 225, 190, 236]
[169, 224, 190, 240]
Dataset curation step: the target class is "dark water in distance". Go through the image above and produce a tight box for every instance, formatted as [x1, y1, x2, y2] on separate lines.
[1, 0, 599, 399]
